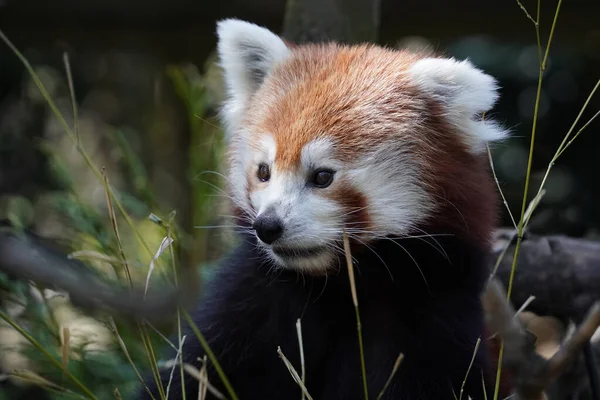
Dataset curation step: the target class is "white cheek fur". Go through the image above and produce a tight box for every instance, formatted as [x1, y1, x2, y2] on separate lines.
[229, 135, 434, 274]
[347, 148, 432, 238]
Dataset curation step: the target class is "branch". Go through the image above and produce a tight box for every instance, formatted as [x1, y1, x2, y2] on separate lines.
[0, 231, 186, 323]
[492, 230, 600, 322]
[484, 278, 600, 400]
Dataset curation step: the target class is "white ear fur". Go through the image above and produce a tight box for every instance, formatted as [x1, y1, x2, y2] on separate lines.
[216, 19, 290, 130]
[408, 57, 509, 152]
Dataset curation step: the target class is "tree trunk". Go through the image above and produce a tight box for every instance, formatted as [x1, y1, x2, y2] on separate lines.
[282, 0, 381, 43]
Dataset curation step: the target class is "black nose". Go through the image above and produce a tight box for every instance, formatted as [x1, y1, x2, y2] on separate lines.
[253, 211, 284, 244]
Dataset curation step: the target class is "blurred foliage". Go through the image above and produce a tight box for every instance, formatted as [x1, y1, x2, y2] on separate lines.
[0, 52, 226, 398]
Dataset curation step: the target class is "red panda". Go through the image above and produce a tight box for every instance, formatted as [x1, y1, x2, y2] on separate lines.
[139, 19, 510, 400]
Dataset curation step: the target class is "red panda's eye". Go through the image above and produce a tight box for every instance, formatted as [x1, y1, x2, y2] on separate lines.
[257, 164, 271, 182]
[312, 169, 334, 188]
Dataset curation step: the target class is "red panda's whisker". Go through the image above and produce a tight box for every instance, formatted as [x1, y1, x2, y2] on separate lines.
[408, 226, 450, 261]
[350, 235, 394, 281]
[195, 170, 232, 184]
[339, 206, 371, 217]
[390, 240, 430, 290]
[193, 178, 248, 210]
[194, 225, 244, 230]
[217, 214, 255, 226]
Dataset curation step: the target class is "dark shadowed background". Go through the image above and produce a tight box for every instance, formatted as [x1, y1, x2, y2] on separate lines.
[0, 0, 598, 398]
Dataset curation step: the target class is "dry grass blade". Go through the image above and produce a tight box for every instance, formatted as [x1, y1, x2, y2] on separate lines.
[101, 167, 134, 288]
[182, 309, 239, 400]
[138, 324, 167, 400]
[114, 388, 123, 400]
[343, 230, 369, 400]
[486, 144, 517, 230]
[459, 338, 482, 400]
[108, 317, 156, 400]
[514, 296, 536, 317]
[165, 223, 188, 400]
[199, 355, 209, 400]
[146, 321, 178, 351]
[376, 353, 404, 400]
[61, 326, 71, 374]
[176, 361, 225, 399]
[10, 370, 87, 399]
[101, 167, 165, 400]
[166, 335, 187, 399]
[296, 318, 307, 400]
[144, 236, 174, 296]
[277, 346, 314, 400]
[68, 251, 125, 265]
[0, 310, 99, 400]
[62, 52, 80, 146]
[481, 371, 488, 400]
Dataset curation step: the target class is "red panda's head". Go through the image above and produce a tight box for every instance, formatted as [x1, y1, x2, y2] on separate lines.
[216, 19, 509, 274]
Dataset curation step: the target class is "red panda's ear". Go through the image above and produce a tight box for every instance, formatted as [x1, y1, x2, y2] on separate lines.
[408, 57, 509, 153]
[216, 19, 290, 130]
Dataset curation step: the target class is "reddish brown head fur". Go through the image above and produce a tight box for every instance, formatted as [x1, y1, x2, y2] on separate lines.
[216, 19, 507, 271]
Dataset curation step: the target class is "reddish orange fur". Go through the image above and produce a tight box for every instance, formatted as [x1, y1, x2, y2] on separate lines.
[237, 43, 498, 250]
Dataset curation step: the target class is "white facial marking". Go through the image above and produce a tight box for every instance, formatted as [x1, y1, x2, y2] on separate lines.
[346, 146, 432, 239]
[300, 137, 342, 171]
[244, 138, 344, 272]
[243, 136, 433, 274]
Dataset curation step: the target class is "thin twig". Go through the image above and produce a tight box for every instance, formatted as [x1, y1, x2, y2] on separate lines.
[557, 108, 600, 158]
[515, 0, 537, 25]
[527, 79, 600, 223]
[541, 0, 563, 68]
[494, 1, 563, 398]
[62, 52, 80, 147]
[486, 144, 517, 229]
